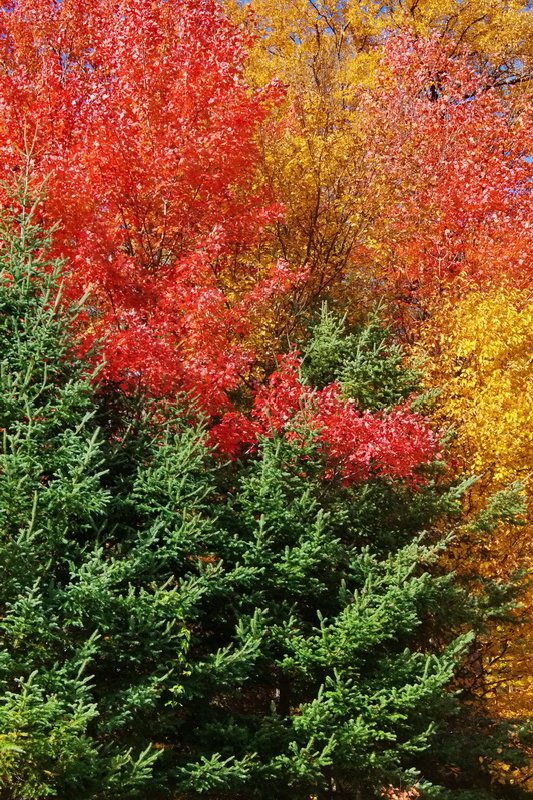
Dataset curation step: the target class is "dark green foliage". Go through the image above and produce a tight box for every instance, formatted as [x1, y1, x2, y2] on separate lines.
[0, 200, 195, 798]
[167, 431, 526, 800]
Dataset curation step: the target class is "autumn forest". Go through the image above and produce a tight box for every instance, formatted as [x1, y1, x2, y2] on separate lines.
[0, 0, 531, 797]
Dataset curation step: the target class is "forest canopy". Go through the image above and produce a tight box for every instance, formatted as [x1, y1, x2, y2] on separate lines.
[0, 0, 531, 798]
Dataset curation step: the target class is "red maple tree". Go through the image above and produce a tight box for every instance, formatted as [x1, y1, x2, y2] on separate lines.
[361, 34, 533, 305]
[0, 0, 291, 412]
[0, 3, 443, 486]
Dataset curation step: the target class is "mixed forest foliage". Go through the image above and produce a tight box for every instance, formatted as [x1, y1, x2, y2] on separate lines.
[0, 0, 531, 797]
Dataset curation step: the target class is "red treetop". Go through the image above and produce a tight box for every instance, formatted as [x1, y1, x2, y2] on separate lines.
[0, 0, 292, 412]
[363, 34, 532, 302]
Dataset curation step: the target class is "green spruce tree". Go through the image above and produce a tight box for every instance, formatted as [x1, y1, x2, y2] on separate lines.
[151, 310, 529, 799]
[0, 191, 205, 799]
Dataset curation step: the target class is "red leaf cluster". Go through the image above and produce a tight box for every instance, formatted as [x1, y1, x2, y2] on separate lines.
[381, 788, 420, 800]
[363, 34, 533, 301]
[211, 353, 440, 485]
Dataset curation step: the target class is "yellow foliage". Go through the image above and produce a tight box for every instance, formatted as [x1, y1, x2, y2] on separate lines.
[345, 0, 533, 92]
[418, 288, 533, 738]
[421, 288, 532, 488]
[226, 0, 399, 328]
[231, 0, 533, 90]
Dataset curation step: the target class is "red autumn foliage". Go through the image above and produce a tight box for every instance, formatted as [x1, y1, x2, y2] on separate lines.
[363, 34, 533, 303]
[0, 0, 293, 413]
[211, 353, 440, 485]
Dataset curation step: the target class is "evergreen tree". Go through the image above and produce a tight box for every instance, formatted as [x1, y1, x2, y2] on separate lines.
[0, 192, 205, 798]
[301, 304, 421, 409]
[173, 476, 525, 798]
[149, 313, 529, 799]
